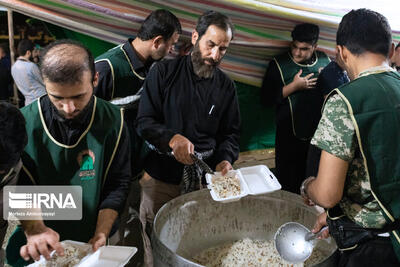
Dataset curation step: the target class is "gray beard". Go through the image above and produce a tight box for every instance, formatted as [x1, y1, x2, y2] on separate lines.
[191, 45, 216, 79]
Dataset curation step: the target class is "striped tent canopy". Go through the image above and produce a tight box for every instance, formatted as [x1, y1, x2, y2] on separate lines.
[1, 0, 399, 87]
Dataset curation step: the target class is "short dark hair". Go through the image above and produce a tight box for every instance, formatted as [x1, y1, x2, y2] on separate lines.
[17, 39, 34, 56]
[137, 9, 182, 41]
[40, 39, 95, 84]
[395, 42, 400, 50]
[0, 43, 9, 54]
[337, 9, 392, 57]
[0, 101, 27, 171]
[195, 10, 235, 40]
[291, 23, 319, 45]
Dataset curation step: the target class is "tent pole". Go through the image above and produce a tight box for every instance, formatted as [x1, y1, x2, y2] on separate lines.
[7, 9, 19, 106]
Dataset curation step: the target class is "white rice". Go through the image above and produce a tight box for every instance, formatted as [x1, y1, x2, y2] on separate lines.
[211, 173, 241, 199]
[38, 243, 89, 267]
[192, 238, 326, 267]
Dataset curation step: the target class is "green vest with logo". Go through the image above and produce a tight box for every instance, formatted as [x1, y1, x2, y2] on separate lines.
[337, 71, 400, 260]
[20, 96, 124, 242]
[275, 51, 330, 139]
[95, 44, 145, 100]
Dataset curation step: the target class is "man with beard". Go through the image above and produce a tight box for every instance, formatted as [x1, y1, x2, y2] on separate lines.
[260, 23, 330, 194]
[11, 39, 46, 106]
[136, 11, 240, 266]
[95, 9, 181, 177]
[95, 11, 181, 262]
[5, 40, 131, 266]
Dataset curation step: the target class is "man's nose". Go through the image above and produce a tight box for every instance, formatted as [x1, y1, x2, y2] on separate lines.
[210, 47, 220, 62]
[62, 100, 76, 114]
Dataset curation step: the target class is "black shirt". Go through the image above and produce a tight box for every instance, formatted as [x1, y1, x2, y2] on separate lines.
[136, 55, 241, 184]
[316, 61, 349, 96]
[94, 38, 152, 100]
[260, 54, 317, 124]
[19, 95, 131, 213]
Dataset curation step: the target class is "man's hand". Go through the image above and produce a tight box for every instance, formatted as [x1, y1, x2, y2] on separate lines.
[89, 209, 118, 252]
[215, 160, 233, 176]
[311, 212, 330, 239]
[88, 232, 107, 252]
[292, 69, 317, 90]
[169, 134, 194, 165]
[20, 222, 63, 261]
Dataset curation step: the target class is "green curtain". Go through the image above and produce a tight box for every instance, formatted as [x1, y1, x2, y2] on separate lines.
[235, 81, 276, 151]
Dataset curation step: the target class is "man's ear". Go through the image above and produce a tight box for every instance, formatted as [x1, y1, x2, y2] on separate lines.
[92, 72, 99, 88]
[191, 30, 199, 46]
[336, 45, 347, 64]
[389, 43, 395, 60]
[152, 35, 164, 49]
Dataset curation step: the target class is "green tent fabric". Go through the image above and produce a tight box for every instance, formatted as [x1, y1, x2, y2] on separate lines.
[44, 22, 114, 58]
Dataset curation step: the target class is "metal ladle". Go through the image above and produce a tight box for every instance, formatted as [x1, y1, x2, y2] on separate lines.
[274, 222, 328, 263]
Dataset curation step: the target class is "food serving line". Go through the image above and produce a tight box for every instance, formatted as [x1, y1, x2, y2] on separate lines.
[25, 163, 338, 267]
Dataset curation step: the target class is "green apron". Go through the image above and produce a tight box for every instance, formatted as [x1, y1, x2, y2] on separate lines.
[275, 51, 330, 139]
[6, 96, 124, 266]
[95, 44, 145, 100]
[96, 44, 146, 178]
[336, 70, 400, 261]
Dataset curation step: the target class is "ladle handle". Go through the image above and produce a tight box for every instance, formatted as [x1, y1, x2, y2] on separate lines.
[305, 226, 329, 241]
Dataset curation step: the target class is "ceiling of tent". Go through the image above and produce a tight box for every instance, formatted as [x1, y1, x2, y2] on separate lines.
[0, 0, 399, 87]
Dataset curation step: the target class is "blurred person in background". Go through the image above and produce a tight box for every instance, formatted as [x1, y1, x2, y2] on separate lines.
[0, 43, 13, 101]
[11, 39, 46, 106]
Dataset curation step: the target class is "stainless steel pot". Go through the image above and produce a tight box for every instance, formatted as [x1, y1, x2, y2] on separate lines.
[152, 189, 338, 267]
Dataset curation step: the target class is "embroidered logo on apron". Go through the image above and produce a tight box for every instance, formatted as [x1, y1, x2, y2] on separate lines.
[77, 149, 96, 180]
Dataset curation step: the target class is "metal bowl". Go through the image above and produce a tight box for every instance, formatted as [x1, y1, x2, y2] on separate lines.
[152, 189, 338, 266]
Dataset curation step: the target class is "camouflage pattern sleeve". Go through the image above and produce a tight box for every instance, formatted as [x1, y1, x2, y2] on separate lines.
[311, 94, 356, 161]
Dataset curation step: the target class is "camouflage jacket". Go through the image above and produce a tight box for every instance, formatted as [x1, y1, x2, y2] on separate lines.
[311, 94, 386, 228]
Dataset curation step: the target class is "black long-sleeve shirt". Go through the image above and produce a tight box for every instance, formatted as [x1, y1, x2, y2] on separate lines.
[260, 60, 290, 125]
[19, 95, 131, 213]
[136, 55, 241, 184]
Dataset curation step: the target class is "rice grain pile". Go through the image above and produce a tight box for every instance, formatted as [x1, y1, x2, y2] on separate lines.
[192, 238, 326, 267]
[211, 173, 241, 199]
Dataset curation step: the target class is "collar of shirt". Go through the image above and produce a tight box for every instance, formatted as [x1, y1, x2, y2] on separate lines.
[125, 38, 153, 75]
[358, 64, 395, 78]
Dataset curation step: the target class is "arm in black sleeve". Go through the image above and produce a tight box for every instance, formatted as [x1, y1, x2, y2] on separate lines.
[260, 60, 285, 107]
[214, 81, 241, 165]
[98, 124, 131, 214]
[94, 61, 113, 101]
[135, 64, 177, 152]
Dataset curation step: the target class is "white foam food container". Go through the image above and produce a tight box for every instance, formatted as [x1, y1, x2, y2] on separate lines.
[78, 245, 137, 267]
[206, 165, 281, 203]
[206, 169, 249, 203]
[28, 240, 137, 267]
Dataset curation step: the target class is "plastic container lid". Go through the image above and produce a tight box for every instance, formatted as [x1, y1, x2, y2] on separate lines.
[206, 165, 281, 203]
[239, 165, 281, 195]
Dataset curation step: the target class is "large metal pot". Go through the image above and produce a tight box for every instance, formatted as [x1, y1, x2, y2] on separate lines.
[152, 189, 338, 267]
